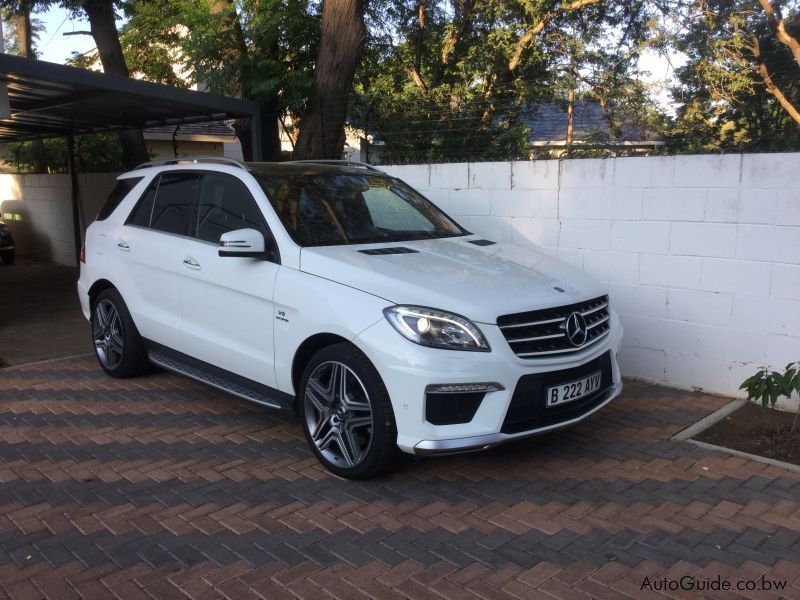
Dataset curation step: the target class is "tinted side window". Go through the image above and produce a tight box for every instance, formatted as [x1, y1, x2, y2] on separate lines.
[150, 173, 199, 236]
[196, 173, 265, 243]
[125, 177, 159, 227]
[97, 177, 143, 221]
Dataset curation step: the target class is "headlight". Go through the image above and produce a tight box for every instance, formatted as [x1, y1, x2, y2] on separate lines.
[383, 305, 490, 352]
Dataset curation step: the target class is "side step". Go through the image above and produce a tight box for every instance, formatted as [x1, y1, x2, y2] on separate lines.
[149, 350, 289, 411]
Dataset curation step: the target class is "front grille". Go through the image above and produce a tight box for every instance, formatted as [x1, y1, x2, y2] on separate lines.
[497, 295, 610, 358]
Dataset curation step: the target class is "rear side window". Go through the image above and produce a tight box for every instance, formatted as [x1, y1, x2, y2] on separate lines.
[150, 173, 200, 236]
[97, 177, 143, 221]
[126, 177, 159, 227]
[196, 173, 265, 243]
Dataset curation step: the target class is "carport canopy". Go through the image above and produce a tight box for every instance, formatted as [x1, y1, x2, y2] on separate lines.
[0, 53, 262, 158]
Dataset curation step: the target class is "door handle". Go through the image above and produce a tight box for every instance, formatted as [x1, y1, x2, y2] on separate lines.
[182, 256, 201, 270]
[116, 241, 130, 252]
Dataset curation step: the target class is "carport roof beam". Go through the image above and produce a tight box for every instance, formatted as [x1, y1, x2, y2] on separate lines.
[0, 54, 260, 142]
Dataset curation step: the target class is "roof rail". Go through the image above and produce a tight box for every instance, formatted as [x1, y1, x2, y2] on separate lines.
[132, 156, 249, 171]
[289, 159, 383, 172]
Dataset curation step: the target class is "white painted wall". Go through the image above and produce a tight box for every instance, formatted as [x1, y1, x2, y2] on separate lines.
[0, 172, 118, 267]
[383, 155, 800, 403]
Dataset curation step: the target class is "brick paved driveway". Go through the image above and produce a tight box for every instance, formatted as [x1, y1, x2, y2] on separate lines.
[1, 356, 799, 599]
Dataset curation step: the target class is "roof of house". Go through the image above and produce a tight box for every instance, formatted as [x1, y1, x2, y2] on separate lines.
[522, 101, 664, 145]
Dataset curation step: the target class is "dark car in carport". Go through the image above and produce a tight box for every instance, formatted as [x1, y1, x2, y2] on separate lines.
[0, 220, 14, 264]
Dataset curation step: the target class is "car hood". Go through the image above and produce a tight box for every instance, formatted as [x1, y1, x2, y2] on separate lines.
[299, 236, 607, 323]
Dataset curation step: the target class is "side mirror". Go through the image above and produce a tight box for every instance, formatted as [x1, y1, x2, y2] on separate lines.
[219, 228, 266, 257]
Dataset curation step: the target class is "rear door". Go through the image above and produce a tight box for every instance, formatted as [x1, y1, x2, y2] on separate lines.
[117, 171, 200, 351]
[177, 171, 280, 387]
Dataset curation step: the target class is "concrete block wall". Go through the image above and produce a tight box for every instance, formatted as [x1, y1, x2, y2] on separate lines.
[383, 154, 800, 402]
[0, 172, 117, 267]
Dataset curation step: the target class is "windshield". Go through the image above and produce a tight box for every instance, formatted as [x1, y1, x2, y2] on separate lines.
[254, 171, 468, 247]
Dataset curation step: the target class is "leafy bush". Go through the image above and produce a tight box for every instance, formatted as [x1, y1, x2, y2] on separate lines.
[740, 362, 800, 432]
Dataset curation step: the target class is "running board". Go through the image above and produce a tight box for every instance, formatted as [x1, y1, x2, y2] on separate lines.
[147, 345, 293, 411]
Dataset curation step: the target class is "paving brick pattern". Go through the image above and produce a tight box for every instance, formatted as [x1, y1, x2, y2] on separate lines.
[1, 356, 799, 599]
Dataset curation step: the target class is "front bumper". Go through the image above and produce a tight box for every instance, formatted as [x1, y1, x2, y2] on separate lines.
[354, 310, 624, 455]
[413, 380, 622, 455]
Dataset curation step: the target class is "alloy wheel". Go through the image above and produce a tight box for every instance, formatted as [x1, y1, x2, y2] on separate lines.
[93, 298, 124, 370]
[304, 361, 374, 468]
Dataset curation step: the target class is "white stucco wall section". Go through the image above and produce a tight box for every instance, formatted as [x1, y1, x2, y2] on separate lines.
[0, 172, 118, 268]
[383, 154, 800, 402]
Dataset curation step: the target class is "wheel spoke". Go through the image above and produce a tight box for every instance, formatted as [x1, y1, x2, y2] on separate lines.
[315, 422, 336, 449]
[330, 363, 346, 403]
[109, 332, 124, 356]
[346, 415, 372, 430]
[342, 398, 371, 413]
[107, 306, 119, 331]
[306, 378, 333, 410]
[95, 303, 109, 331]
[334, 428, 357, 467]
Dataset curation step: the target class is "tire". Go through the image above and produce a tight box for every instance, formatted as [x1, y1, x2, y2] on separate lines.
[0, 249, 13, 264]
[91, 288, 150, 378]
[299, 343, 406, 479]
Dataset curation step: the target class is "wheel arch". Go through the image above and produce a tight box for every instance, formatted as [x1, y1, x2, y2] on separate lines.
[291, 332, 352, 409]
[88, 279, 117, 310]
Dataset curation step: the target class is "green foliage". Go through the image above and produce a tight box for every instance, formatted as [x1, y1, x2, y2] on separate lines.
[119, 1, 187, 86]
[4, 133, 122, 173]
[740, 363, 800, 422]
[671, 0, 800, 152]
[353, 0, 663, 163]
[121, 0, 319, 115]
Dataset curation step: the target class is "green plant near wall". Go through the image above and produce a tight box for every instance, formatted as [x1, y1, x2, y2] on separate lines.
[740, 362, 800, 432]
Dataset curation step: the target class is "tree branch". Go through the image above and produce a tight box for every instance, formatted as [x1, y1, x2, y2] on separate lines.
[757, 0, 800, 67]
[750, 34, 800, 125]
[508, 0, 600, 72]
[405, 66, 429, 92]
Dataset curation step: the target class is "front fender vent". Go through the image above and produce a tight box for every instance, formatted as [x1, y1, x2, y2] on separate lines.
[468, 239, 497, 246]
[359, 247, 419, 255]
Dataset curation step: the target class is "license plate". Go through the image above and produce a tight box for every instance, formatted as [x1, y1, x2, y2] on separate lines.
[546, 371, 602, 407]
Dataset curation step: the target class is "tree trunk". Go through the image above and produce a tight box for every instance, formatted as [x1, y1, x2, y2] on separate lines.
[17, 10, 47, 173]
[566, 88, 574, 156]
[82, 0, 149, 169]
[294, 0, 367, 159]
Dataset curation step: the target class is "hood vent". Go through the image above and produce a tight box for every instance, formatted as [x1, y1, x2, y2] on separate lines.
[468, 239, 497, 246]
[359, 247, 419, 255]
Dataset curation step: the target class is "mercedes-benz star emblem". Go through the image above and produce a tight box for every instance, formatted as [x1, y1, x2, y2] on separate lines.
[562, 311, 588, 347]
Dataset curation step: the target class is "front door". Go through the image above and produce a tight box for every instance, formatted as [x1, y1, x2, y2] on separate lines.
[178, 172, 280, 388]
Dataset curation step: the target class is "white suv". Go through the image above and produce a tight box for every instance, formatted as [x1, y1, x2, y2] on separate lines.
[78, 157, 623, 479]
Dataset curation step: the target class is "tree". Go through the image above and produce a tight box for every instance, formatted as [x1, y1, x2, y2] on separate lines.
[71, 0, 150, 168]
[351, 0, 658, 163]
[0, 1, 49, 171]
[124, 0, 319, 160]
[670, 0, 800, 152]
[293, 0, 368, 159]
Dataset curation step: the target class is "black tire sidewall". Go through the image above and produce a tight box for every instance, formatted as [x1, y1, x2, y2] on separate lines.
[299, 343, 401, 479]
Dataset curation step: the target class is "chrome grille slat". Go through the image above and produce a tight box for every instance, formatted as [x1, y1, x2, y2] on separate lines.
[499, 316, 563, 329]
[506, 332, 564, 343]
[497, 295, 610, 359]
[581, 302, 608, 317]
[587, 315, 609, 329]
